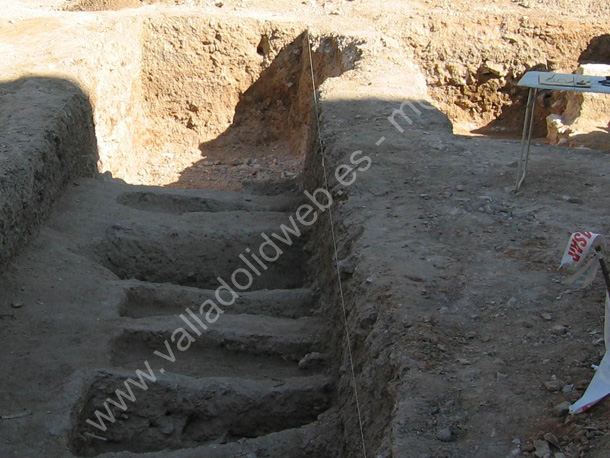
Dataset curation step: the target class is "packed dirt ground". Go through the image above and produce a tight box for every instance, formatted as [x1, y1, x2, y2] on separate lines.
[1, 0, 610, 457]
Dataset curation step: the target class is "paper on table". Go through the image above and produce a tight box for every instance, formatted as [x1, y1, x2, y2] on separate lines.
[538, 74, 592, 88]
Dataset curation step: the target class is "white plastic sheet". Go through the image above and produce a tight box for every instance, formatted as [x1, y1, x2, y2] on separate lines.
[570, 294, 610, 414]
[564, 254, 600, 289]
[560, 232, 610, 414]
[560, 232, 603, 268]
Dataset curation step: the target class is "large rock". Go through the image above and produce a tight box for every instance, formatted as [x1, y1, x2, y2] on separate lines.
[546, 64, 610, 148]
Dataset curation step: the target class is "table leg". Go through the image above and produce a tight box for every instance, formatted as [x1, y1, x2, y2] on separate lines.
[515, 87, 538, 192]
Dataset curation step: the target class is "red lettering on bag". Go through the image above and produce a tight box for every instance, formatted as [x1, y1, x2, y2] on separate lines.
[567, 232, 597, 263]
[568, 238, 584, 262]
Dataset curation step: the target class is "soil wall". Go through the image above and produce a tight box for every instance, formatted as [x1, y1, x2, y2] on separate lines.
[0, 77, 98, 268]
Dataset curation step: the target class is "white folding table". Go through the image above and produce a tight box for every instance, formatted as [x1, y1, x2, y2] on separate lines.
[515, 71, 610, 192]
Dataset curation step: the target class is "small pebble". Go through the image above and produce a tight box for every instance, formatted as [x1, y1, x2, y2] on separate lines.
[541, 312, 553, 321]
[550, 325, 567, 335]
[574, 429, 586, 440]
[543, 432, 559, 447]
[533, 440, 551, 457]
[553, 401, 570, 416]
[402, 319, 414, 328]
[578, 435, 588, 444]
[11, 301, 23, 309]
[436, 427, 453, 442]
[298, 352, 326, 370]
[575, 379, 589, 390]
[544, 380, 564, 392]
[521, 443, 535, 453]
[160, 423, 174, 435]
[562, 195, 583, 204]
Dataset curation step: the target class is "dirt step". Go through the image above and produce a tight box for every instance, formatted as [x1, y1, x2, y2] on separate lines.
[71, 371, 334, 457]
[96, 411, 341, 458]
[116, 190, 302, 215]
[111, 331, 318, 380]
[110, 314, 327, 379]
[90, 211, 309, 290]
[117, 280, 318, 319]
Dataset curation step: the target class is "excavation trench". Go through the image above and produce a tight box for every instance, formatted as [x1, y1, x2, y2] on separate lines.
[65, 22, 361, 458]
[92, 18, 361, 187]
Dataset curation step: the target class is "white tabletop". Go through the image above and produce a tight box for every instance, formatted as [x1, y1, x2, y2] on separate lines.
[518, 71, 610, 95]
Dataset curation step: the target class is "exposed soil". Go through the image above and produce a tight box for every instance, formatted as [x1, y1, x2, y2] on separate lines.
[1, 1, 610, 458]
[65, 0, 142, 11]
